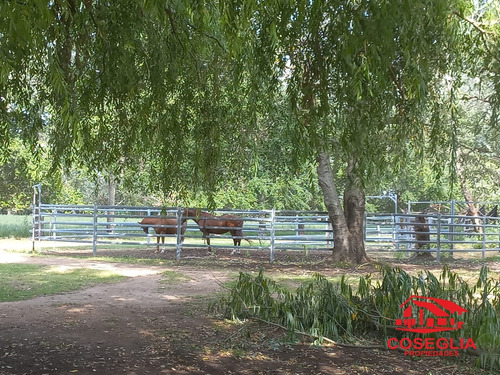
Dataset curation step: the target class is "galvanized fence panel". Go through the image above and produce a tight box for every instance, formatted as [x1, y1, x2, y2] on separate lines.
[367, 212, 500, 260]
[32, 205, 334, 260]
[31, 202, 500, 262]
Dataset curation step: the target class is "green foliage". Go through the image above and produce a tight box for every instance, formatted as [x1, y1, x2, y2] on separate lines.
[215, 266, 500, 369]
[0, 0, 255, 206]
[222, 0, 468, 178]
[0, 1, 492, 193]
[0, 139, 40, 213]
[0, 137, 84, 212]
[186, 174, 324, 210]
[1, 1, 499, 218]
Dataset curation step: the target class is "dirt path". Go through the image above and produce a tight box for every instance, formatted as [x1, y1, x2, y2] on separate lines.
[0, 250, 489, 375]
[0, 251, 228, 374]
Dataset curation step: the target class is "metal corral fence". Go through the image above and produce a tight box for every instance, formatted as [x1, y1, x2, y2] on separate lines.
[31, 203, 335, 261]
[31, 202, 500, 262]
[367, 212, 500, 261]
[30, 184, 500, 261]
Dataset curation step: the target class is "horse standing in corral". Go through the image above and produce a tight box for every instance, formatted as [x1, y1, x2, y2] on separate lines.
[138, 217, 187, 253]
[183, 208, 251, 254]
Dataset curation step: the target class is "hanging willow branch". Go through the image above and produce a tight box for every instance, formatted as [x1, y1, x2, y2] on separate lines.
[453, 10, 500, 66]
[211, 266, 500, 370]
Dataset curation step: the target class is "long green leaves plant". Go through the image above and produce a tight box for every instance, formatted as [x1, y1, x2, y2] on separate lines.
[213, 266, 500, 369]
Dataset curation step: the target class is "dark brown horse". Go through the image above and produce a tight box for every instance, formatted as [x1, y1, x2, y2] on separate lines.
[138, 217, 187, 253]
[183, 208, 251, 254]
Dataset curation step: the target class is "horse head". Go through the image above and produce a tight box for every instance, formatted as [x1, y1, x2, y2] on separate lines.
[138, 219, 149, 234]
[183, 208, 202, 223]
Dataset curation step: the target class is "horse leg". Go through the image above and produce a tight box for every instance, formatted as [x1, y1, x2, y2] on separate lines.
[230, 230, 241, 255]
[236, 230, 242, 246]
[155, 236, 160, 253]
[160, 233, 166, 254]
[206, 234, 212, 254]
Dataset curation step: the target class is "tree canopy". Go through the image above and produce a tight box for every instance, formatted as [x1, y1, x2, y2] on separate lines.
[1, 0, 500, 261]
[1, 1, 254, 203]
[1, 1, 498, 185]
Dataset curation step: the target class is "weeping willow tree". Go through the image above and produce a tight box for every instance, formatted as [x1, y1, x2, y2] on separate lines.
[1, 1, 499, 263]
[0, 0, 257, 204]
[218, 0, 491, 263]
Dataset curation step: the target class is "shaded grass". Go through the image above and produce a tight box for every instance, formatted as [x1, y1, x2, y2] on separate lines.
[271, 274, 352, 292]
[0, 263, 126, 302]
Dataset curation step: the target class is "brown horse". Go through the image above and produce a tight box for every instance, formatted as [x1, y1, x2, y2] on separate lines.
[183, 208, 251, 254]
[138, 217, 187, 253]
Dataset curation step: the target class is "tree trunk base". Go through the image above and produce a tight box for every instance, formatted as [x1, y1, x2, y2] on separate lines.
[328, 238, 371, 265]
[329, 251, 371, 264]
[316, 151, 370, 266]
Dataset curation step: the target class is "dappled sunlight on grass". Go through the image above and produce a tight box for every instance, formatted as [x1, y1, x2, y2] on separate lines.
[62, 305, 95, 314]
[159, 270, 192, 283]
[0, 263, 126, 302]
[110, 296, 138, 302]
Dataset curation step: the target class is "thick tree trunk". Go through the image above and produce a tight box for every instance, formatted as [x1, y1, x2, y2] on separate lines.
[317, 151, 369, 264]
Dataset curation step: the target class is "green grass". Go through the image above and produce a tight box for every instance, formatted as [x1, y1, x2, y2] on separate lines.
[52, 253, 180, 266]
[0, 215, 31, 238]
[0, 263, 126, 302]
[159, 270, 192, 284]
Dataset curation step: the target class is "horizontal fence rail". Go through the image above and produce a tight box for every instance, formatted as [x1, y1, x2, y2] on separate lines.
[31, 202, 500, 262]
[31, 205, 336, 261]
[367, 212, 500, 261]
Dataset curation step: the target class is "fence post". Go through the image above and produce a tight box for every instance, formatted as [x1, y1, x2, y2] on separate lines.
[31, 186, 36, 252]
[326, 220, 333, 247]
[32, 184, 39, 252]
[363, 212, 367, 243]
[395, 214, 400, 252]
[145, 209, 151, 245]
[406, 201, 411, 256]
[31, 184, 43, 253]
[450, 200, 455, 257]
[498, 217, 500, 251]
[176, 207, 183, 261]
[92, 204, 98, 256]
[270, 209, 276, 262]
[436, 214, 441, 262]
[295, 214, 299, 243]
[53, 208, 57, 240]
[482, 215, 486, 259]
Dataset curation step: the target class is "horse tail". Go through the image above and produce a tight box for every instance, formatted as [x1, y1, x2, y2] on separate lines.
[239, 230, 252, 245]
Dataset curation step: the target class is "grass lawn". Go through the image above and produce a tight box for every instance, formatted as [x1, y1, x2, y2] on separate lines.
[0, 214, 31, 238]
[0, 263, 126, 302]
